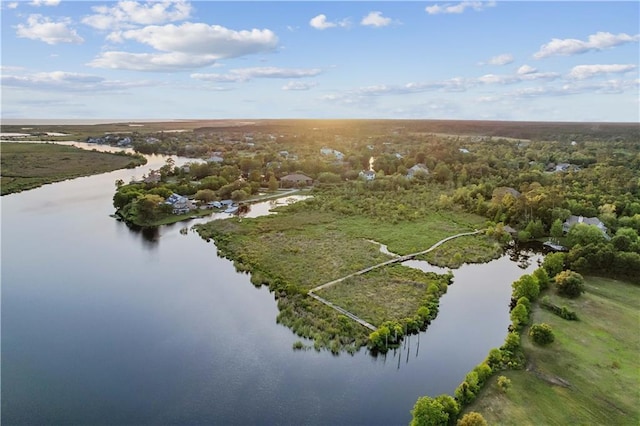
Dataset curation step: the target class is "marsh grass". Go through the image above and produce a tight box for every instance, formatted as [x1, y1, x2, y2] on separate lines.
[1, 142, 145, 195]
[316, 265, 443, 326]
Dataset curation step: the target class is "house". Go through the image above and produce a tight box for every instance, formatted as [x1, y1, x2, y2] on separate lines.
[492, 187, 521, 202]
[359, 170, 376, 181]
[144, 170, 161, 184]
[555, 163, 571, 173]
[207, 155, 224, 163]
[407, 164, 430, 179]
[164, 193, 195, 214]
[320, 147, 344, 160]
[280, 173, 313, 188]
[563, 215, 608, 236]
[459, 148, 470, 154]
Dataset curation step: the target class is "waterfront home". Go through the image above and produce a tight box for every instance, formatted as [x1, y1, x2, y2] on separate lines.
[280, 173, 313, 187]
[563, 215, 609, 237]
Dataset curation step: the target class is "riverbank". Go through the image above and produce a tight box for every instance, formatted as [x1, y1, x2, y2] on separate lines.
[463, 275, 640, 424]
[1, 142, 146, 195]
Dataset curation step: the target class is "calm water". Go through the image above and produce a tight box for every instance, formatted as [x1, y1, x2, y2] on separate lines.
[1, 148, 541, 425]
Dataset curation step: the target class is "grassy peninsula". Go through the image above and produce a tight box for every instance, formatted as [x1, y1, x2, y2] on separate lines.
[195, 184, 494, 353]
[1, 142, 146, 195]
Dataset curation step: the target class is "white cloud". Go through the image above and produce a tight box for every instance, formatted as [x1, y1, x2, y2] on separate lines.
[7, 2, 19, 9]
[1, 71, 154, 92]
[425, 1, 496, 15]
[88, 51, 221, 72]
[115, 23, 277, 55]
[282, 81, 317, 91]
[517, 65, 537, 75]
[309, 14, 350, 30]
[191, 67, 322, 83]
[16, 14, 84, 45]
[82, 0, 192, 30]
[89, 23, 278, 71]
[361, 11, 392, 28]
[568, 64, 637, 80]
[534, 31, 640, 59]
[486, 53, 514, 66]
[29, 0, 60, 6]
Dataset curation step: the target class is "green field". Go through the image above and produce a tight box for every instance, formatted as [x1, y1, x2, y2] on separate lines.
[316, 265, 447, 326]
[464, 276, 640, 425]
[1, 142, 146, 195]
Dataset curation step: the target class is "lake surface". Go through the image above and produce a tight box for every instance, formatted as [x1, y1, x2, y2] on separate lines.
[1, 148, 541, 425]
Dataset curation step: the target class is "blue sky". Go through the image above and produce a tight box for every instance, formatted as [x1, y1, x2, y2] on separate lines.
[1, 1, 639, 121]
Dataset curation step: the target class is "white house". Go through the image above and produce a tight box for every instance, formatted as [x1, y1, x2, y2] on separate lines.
[359, 170, 376, 181]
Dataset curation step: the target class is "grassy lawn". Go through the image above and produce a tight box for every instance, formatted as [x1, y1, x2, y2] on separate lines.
[464, 276, 640, 425]
[316, 265, 445, 326]
[1, 142, 145, 195]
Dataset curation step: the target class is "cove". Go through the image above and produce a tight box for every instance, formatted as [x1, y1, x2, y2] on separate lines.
[1, 146, 541, 425]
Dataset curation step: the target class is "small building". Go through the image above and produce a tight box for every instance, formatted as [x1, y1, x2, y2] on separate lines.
[359, 170, 376, 181]
[280, 173, 313, 188]
[562, 215, 608, 236]
[407, 164, 430, 179]
[207, 155, 224, 163]
[144, 170, 161, 184]
[320, 147, 344, 160]
[492, 187, 521, 202]
[459, 148, 470, 154]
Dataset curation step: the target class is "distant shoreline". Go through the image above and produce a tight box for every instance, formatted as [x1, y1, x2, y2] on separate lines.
[1, 119, 191, 126]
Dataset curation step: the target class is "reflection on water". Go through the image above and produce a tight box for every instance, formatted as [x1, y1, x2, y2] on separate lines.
[1, 146, 546, 426]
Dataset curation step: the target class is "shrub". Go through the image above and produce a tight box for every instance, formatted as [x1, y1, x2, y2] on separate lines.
[497, 375, 511, 392]
[529, 323, 555, 345]
[457, 412, 488, 426]
[554, 270, 585, 298]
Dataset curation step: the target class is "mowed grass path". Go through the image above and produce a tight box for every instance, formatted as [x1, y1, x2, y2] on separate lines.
[465, 276, 640, 425]
[1, 142, 145, 195]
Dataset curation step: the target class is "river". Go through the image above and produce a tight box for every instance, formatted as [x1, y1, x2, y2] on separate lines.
[1, 144, 542, 425]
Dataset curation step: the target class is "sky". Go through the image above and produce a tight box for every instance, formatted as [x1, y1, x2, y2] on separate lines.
[1, 1, 639, 122]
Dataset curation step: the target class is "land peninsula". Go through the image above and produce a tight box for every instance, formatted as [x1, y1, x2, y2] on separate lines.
[0, 142, 146, 195]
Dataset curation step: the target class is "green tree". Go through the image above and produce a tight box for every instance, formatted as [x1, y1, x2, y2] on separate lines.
[510, 303, 529, 329]
[529, 323, 555, 345]
[532, 268, 550, 291]
[456, 412, 487, 426]
[268, 175, 279, 191]
[410, 396, 448, 426]
[433, 163, 452, 184]
[512, 274, 539, 301]
[434, 395, 459, 426]
[195, 189, 217, 203]
[567, 223, 606, 247]
[542, 252, 565, 278]
[550, 218, 564, 239]
[231, 189, 247, 202]
[555, 270, 585, 298]
[135, 194, 164, 222]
